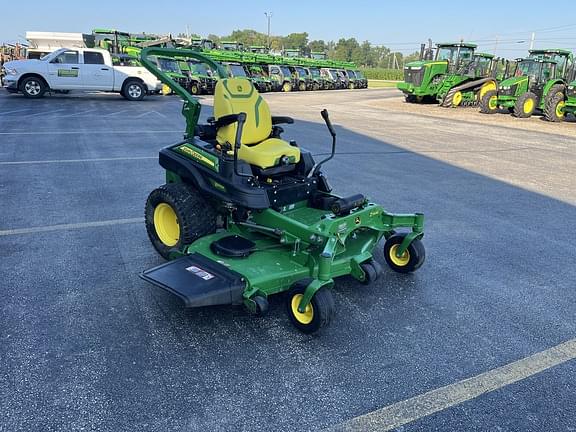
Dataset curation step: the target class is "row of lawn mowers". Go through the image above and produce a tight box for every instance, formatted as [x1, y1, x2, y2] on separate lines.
[398, 42, 576, 122]
[137, 48, 425, 334]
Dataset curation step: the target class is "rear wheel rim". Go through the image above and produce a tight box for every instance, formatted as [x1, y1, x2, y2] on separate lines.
[25, 80, 41, 95]
[291, 294, 313, 324]
[153, 203, 179, 246]
[128, 84, 142, 98]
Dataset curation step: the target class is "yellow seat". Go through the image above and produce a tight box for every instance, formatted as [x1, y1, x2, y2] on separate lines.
[214, 78, 300, 169]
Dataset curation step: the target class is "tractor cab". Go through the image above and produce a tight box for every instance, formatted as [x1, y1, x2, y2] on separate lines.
[515, 58, 557, 95]
[528, 49, 573, 79]
[435, 43, 477, 73]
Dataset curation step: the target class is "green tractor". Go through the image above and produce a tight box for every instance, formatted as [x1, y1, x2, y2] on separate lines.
[398, 42, 489, 103]
[304, 66, 327, 90]
[436, 53, 508, 107]
[288, 64, 313, 91]
[545, 69, 576, 122]
[479, 58, 565, 118]
[138, 48, 427, 334]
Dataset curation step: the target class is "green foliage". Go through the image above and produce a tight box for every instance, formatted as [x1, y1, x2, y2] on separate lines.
[360, 68, 404, 81]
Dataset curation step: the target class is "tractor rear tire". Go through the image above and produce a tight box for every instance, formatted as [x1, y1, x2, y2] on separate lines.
[513, 92, 538, 118]
[479, 90, 499, 114]
[286, 280, 335, 334]
[545, 93, 566, 122]
[145, 182, 217, 259]
[384, 234, 426, 274]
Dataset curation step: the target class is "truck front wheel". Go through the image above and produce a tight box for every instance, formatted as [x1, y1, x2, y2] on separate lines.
[122, 80, 146, 101]
[20, 76, 46, 98]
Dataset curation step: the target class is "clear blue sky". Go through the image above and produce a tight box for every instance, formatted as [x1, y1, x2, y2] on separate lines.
[3, 0, 576, 58]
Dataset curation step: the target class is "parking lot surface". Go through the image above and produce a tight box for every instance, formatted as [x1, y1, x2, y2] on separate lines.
[1, 88, 575, 431]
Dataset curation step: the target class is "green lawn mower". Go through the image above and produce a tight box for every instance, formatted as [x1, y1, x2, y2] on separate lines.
[479, 58, 565, 118]
[139, 48, 426, 334]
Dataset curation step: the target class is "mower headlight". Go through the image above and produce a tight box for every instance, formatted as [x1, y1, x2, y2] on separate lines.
[501, 86, 510, 90]
[569, 86, 574, 90]
[410, 67, 422, 71]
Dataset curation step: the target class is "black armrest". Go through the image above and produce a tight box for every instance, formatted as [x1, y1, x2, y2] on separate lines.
[271, 116, 294, 125]
[214, 114, 241, 129]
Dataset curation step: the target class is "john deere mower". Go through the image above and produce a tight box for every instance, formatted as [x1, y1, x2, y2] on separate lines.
[479, 58, 565, 118]
[139, 48, 426, 334]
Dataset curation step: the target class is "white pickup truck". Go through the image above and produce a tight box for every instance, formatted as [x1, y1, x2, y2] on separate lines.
[2, 47, 161, 100]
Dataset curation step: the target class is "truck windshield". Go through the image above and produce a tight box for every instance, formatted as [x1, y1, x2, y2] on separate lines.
[189, 62, 211, 76]
[295, 67, 308, 76]
[228, 64, 247, 77]
[158, 58, 180, 73]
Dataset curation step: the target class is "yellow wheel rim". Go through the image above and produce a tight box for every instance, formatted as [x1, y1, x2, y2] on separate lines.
[389, 244, 410, 267]
[291, 294, 314, 324]
[488, 95, 498, 110]
[523, 98, 534, 114]
[452, 91, 463, 106]
[153, 203, 180, 247]
[162, 84, 171, 95]
[480, 81, 496, 99]
[556, 101, 566, 118]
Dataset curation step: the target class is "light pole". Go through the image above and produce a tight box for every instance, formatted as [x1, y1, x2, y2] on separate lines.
[264, 12, 272, 50]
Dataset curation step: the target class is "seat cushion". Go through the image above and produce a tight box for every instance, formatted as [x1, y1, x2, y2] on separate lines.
[214, 78, 272, 146]
[236, 138, 300, 169]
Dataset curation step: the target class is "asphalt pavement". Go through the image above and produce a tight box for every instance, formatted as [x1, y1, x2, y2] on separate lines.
[0, 88, 575, 432]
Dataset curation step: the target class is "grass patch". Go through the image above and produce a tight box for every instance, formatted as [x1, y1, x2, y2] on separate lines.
[368, 80, 400, 89]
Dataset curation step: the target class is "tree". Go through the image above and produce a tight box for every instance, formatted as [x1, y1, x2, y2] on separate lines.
[282, 32, 309, 50]
[308, 39, 327, 53]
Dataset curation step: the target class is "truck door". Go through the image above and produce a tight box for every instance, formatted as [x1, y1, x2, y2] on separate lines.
[82, 51, 114, 90]
[47, 50, 83, 89]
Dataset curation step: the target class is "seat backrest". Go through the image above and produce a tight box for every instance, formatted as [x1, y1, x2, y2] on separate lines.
[214, 78, 272, 146]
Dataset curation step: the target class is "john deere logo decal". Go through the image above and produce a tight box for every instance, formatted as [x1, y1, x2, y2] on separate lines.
[355, 216, 361, 225]
[237, 85, 243, 92]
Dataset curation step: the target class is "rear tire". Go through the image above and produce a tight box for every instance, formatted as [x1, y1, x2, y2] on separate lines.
[545, 93, 566, 122]
[298, 81, 306, 91]
[479, 90, 499, 114]
[286, 280, 335, 334]
[123, 80, 146, 101]
[513, 92, 538, 118]
[20, 76, 46, 98]
[145, 182, 217, 259]
[282, 81, 292, 92]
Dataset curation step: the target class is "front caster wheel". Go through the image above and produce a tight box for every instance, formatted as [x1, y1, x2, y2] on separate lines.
[360, 260, 382, 285]
[384, 234, 426, 273]
[286, 280, 335, 334]
[253, 296, 269, 317]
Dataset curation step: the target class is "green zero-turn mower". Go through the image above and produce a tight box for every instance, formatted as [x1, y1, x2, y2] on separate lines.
[138, 48, 426, 334]
[479, 58, 565, 118]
